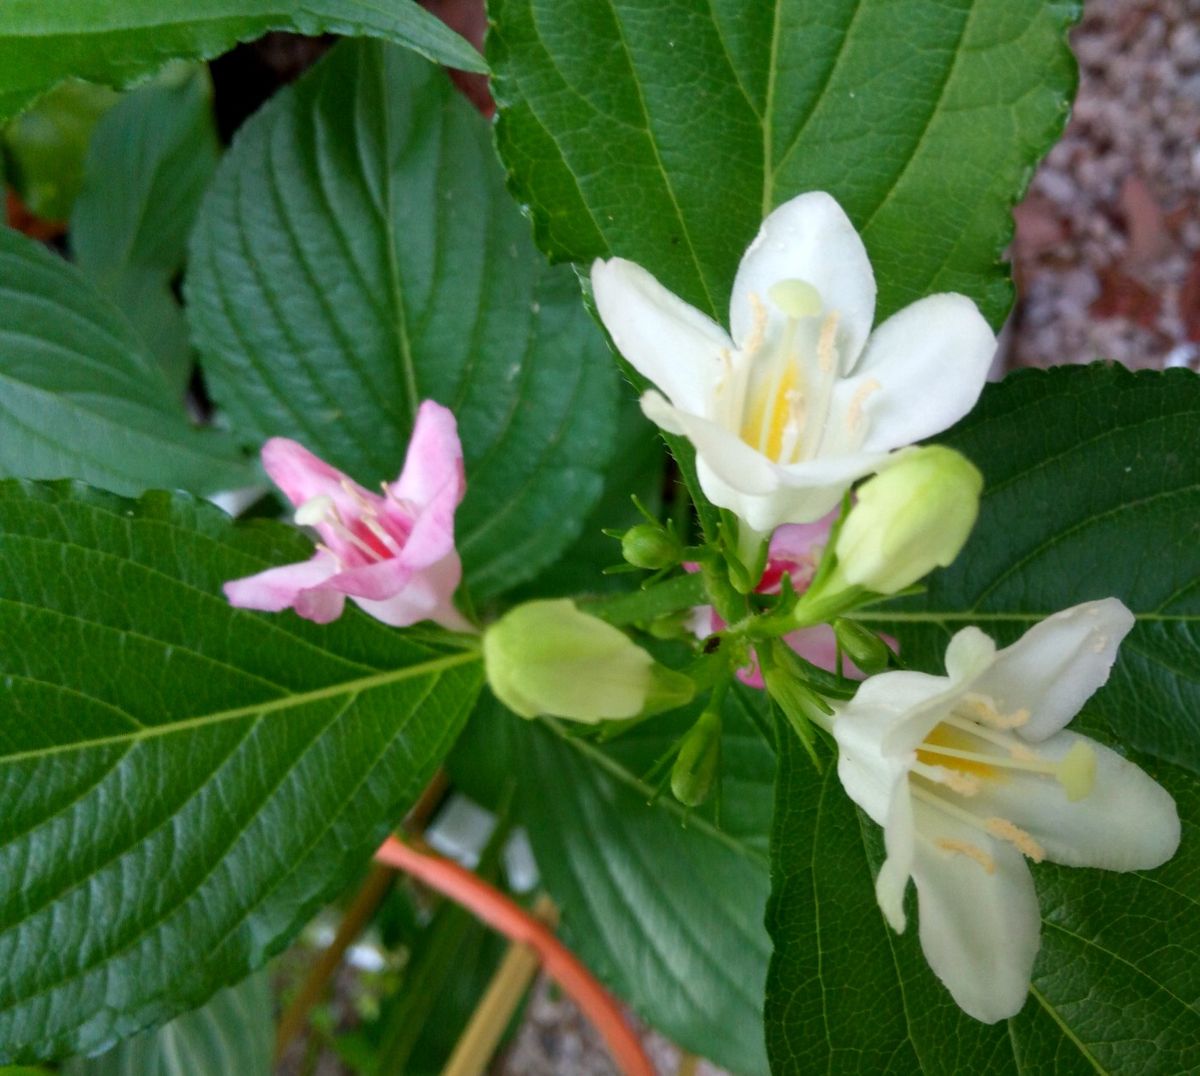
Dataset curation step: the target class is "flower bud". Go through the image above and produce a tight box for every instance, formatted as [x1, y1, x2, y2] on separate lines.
[832, 618, 892, 675]
[621, 523, 681, 570]
[483, 599, 694, 722]
[670, 708, 721, 807]
[834, 447, 982, 595]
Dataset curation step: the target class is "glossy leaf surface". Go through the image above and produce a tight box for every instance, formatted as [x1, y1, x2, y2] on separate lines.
[71, 65, 219, 390]
[0, 0, 484, 122]
[188, 41, 618, 599]
[489, 0, 1078, 330]
[0, 226, 250, 496]
[0, 482, 482, 1061]
[452, 690, 775, 1074]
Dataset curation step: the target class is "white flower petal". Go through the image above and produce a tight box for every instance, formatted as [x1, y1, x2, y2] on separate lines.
[876, 780, 916, 932]
[834, 293, 994, 453]
[835, 670, 951, 822]
[592, 257, 732, 415]
[943, 626, 998, 683]
[643, 391, 887, 531]
[730, 191, 876, 364]
[910, 805, 1041, 1023]
[969, 729, 1181, 871]
[975, 599, 1136, 740]
[640, 393, 778, 494]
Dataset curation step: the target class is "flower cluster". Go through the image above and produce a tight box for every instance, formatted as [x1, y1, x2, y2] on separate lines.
[221, 191, 1181, 1029]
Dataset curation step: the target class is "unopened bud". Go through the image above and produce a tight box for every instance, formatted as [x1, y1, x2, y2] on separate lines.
[670, 709, 722, 807]
[834, 447, 982, 595]
[621, 523, 681, 570]
[832, 619, 891, 675]
[483, 599, 693, 723]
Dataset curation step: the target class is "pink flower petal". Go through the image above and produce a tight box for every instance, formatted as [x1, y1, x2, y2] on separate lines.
[226, 402, 470, 630]
[390, 401, 465, 511]
[224, 552, 340, 613]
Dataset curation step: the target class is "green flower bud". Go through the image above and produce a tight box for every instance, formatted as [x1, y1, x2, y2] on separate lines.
[832, 618, 892, 675]
[621, 523, 681, 570]
[483, 599, 693, 723]
[834, 446, 982, 595]
[670, 708, 721, 807]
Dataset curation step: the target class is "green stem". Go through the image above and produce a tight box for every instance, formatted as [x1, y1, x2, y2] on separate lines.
[580, 572, 708, 626]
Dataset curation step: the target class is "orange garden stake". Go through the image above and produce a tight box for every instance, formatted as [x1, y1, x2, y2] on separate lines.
[374, 836, 655, 1076]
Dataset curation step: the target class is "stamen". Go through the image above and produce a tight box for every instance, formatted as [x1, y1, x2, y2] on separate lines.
[816, 310, 839, 374]
[339, 478, 374, 511]
[935, 838, 996, 873]
[314, 541, 344, 568]
[912, 760, 980, 796]
[361, 515, 403, 557]
[959, 694, 1031, 731]
[919, 740, 1056, 776]
[305, 501, 383, 562]
[744, 293, 769, 356]
[985, 818, 1045, 862]
[912, 783, 1045, 863]
[844, 377, 881, 432]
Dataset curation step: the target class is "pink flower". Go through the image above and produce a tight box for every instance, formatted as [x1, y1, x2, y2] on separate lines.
[691, 512, 880, 684]
[224, 401, 470, 631]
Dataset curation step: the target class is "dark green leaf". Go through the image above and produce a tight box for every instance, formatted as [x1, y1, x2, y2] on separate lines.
[0, 481, 483, 1062]
[71, 64, 219, 391]
[62, 972, 272, 1076]
[451, 690, 774, 1075]
[0, 0, 485, 122]
[767, 366, 1200, 1073]
[188, 40, 618, 600]
[0, 226, 251, 495]
[490, 0, 1078, 330]
[2, 79, 118, 219]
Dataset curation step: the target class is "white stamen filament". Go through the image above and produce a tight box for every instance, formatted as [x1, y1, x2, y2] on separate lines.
[800, 310, 840, 459]
[924, 712, 1097, 801]
[910, 781, 1045, 861]
[361, 515, 404, 557]
[918, 741, 1061, 779]
[294, 494, 388, 563]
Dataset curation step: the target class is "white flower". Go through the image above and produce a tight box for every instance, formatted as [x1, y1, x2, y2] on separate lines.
[833, 599, 1180, 1023]
[591, 192, 996, 536]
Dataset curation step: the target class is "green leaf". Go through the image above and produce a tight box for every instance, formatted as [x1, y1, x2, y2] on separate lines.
[0, 0, 485, 122]
[0, 226, 251, 495]
[71, 64, 219, 391]
[2, 79, 119, 219]
[451, 690, 774, 1075]
[188, 40, 618, 600]
[62, 972, 272, 1076]
[0, 481, 483, 1062]
[489, 0, 1078, 329]
[766, 366, 1200, 1073]
[0, 226, 250, 494]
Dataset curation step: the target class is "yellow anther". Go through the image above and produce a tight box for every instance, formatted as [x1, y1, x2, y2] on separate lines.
[744, 293, 769, 355]
[935, 838, 996, 874]
[816, 310, 840, 373]
[986, 818, 1045, 862]
[767, 278, 822, 319]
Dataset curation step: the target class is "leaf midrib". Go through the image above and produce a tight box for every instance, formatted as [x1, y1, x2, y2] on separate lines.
[0, 650, 479, 766]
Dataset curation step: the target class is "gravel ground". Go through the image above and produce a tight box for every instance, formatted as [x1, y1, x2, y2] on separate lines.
[1009, 0, 1200, 373]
